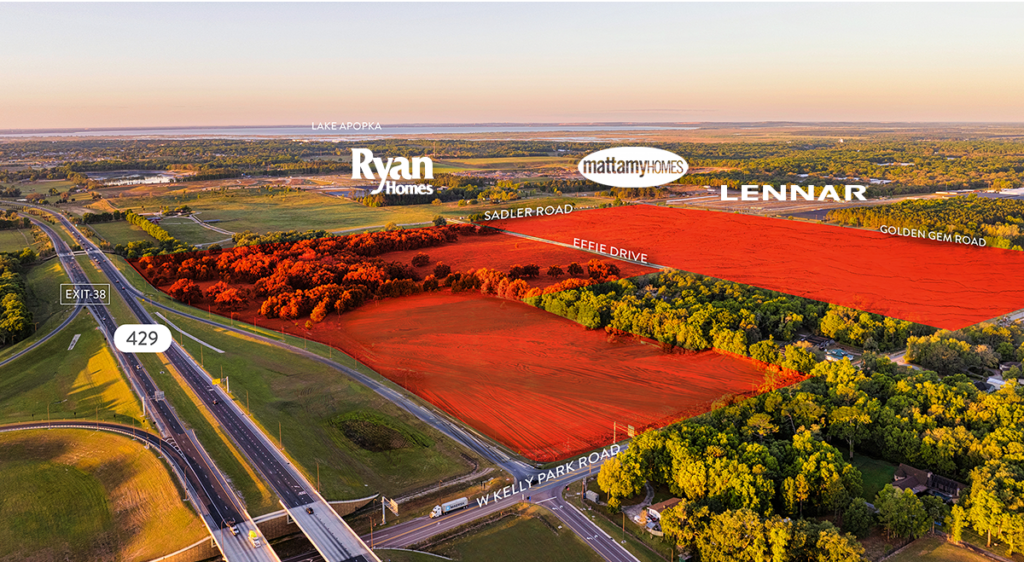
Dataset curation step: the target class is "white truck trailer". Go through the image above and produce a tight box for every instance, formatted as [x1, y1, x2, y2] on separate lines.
[430, 497, 469, 518]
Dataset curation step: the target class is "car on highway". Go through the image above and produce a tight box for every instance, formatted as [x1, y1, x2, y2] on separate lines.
[230, 525, 239, 536]
[212, 398, 219, 405]
[306, 507, 314, 514]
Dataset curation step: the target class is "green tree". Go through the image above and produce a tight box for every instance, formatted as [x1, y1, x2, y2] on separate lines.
[965, 460, 1023, 547]
[750, 337, 781, 365]
[842, 498, 874, 538]
[783, 474, 811, 518]
[823, 472, 851, 518]
[597, 455, 643, 510]
[745, 413, 779, 443]
[782, 344, 817, 373]
[875, 484, 929, 540]
[949, 505, 966, 545]
[815, 526, 866, 562]
[828, 404, 873, 460]
[920, 495, 949, 535]
[432, 215, 447, 227]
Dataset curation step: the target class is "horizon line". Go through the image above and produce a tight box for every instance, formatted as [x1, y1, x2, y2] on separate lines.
[6, 120, 1024, 135]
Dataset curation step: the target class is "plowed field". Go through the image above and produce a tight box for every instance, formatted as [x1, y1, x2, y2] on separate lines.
[330, 292, 770, 462]
[488, 206, 1024, 330]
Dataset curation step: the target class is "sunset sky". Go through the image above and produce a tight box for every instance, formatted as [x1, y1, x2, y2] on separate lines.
[2, 2, 1022, 129]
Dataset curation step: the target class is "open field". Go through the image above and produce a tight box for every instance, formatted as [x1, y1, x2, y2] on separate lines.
[0, 429, 207, 562]
[887, 535, 992, 562]
[88, 220, 157, 246]
[147, 304, 479, 501]
[488, 205, 1024, 330]
[158, 217, 232, 245]
[0, 228, 36, 252]
[102, 186, 604, 234]
[330, 292, 769, 462]
[418, 505, 603, 562]
[0, 311, 143, 425]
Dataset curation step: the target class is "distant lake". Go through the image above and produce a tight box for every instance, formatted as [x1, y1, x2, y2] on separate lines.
[85, 170, 177, 186]
[1, 124, 698, 140]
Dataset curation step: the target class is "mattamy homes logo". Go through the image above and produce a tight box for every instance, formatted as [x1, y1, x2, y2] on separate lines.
[578, 147, 688, 188]
[352, 148, 434, 195]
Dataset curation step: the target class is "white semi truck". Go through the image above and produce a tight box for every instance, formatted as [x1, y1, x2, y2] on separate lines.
[430, 497, 469, 518]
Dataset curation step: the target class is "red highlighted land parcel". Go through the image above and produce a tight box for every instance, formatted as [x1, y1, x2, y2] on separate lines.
[488, 206, 1024, 330]
[331, 292, 771, 462]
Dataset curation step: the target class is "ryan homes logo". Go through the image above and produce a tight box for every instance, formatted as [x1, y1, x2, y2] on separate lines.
[352, 149, 434, 195]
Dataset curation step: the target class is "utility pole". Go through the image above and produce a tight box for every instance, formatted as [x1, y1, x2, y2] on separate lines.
[317, 462, 320, 493]
[279, 421, 283, 450]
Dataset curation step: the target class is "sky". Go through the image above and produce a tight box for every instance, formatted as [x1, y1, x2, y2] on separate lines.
[1, 2, 1023, 129]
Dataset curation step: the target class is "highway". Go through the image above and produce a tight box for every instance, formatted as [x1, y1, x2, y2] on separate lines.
[24, 205, 378, 562]
[18, 211, 279, 562]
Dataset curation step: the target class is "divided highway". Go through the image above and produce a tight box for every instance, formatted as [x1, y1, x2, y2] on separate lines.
[24, 205, 379, 562]
[19, 212, 279, 562]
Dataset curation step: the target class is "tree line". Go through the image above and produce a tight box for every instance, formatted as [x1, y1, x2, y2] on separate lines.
[524, 270, 932, 356]
[0, 254, 34, 346]
[828, 196, 1024, 250]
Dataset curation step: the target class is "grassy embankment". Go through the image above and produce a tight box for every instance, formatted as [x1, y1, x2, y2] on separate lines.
[0, 311, 144, 426]
[73, 253, 280, 515]
[159, 216, 231, 245]
[0, 228, 39, 253]
[0, 429, 207, 562]
[87, 221, 158, 246]
[0, 256, 76, 363]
